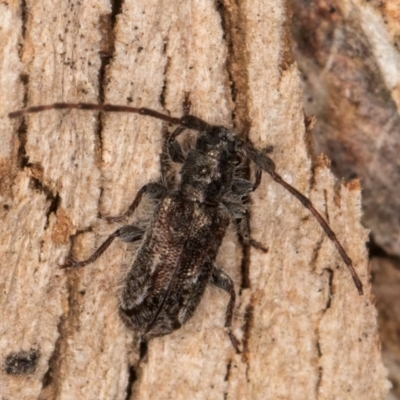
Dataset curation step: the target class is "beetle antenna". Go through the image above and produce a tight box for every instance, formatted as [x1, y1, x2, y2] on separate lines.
[243, 142, 363, 295]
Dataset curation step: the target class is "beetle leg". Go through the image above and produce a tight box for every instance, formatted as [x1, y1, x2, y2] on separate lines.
[100, 182, 167, 223]
[210, 266, 241, 353]
[61, 225, 145, 268]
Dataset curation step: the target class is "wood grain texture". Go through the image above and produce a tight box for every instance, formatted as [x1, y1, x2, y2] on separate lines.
[290, 0, 400, 258]
[0, 0, 389, 399]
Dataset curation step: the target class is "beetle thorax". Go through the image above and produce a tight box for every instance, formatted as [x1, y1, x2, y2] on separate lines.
[179, 149, 235, 205]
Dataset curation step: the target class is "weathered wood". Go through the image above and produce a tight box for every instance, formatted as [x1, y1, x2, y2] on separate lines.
[0, 0, 389, 399]
[291, 0, 400, 258]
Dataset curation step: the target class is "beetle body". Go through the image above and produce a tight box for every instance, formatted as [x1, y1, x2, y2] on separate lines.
[117, 127, 246, 347]
[9, 99, 363, 352]
[120, 191, 230, 339]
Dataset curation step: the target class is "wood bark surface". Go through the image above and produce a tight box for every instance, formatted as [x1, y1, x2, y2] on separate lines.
[372, 256, 400, 400]
[0, 1, 389, 399]
[289, 2, 400, 397]
[290, 0, 400, 258]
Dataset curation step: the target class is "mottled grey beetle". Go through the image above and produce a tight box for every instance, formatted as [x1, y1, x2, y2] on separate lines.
[9, 100, 363, 352]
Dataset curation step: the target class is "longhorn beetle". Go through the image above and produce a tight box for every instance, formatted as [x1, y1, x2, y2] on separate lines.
[9, 99, 363, 352]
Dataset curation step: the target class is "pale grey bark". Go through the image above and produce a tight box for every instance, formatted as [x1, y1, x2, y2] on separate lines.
[0, 1, 389, 399]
